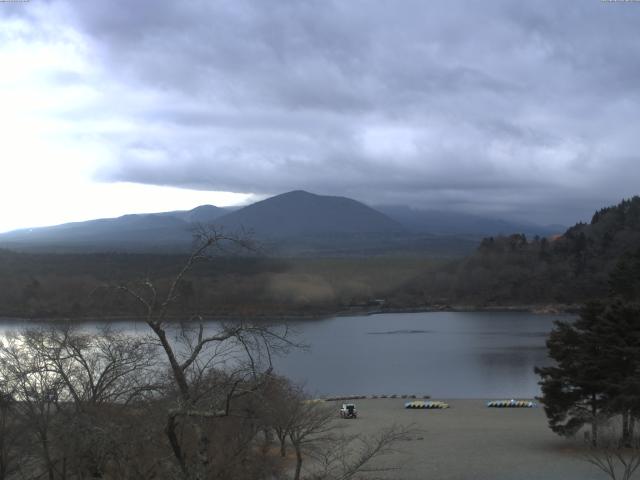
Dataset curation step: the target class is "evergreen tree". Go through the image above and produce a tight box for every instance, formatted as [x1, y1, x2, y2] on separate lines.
[535, 302, 611, 446]
[537, 300, 640, 446]
[595, 301, 640, 446]
[609, 248, 640, 302]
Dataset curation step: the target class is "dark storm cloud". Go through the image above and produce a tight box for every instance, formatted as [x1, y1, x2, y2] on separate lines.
[9, 0, 640, 224]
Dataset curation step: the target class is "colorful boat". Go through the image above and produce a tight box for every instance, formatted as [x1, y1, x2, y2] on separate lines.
[487, 399, 535, 408]
[405, 400, 449, 409]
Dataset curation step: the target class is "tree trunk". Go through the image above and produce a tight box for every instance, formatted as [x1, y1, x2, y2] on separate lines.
[41, 437, 55, 480]
[591, 394, 598, 447]
[258, 428, 271, 454]
[279, 436, 287, 458]
[150, 325, 191, 401]
[165, 413, 187, 476]
[293, 444, 303, 480]
[194, 422, 210, 480]
[0, 410, 6, 480]
[622, 410, 630, 447]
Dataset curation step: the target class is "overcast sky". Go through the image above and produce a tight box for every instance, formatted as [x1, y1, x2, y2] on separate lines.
[1, 0, 639, 232]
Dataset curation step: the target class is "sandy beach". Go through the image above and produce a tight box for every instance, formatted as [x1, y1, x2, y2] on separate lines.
[324, 399, 605, 480]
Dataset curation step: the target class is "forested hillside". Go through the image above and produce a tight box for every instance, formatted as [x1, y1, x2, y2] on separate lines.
[391, 197, 640, 307]
[0, 249, 436, 319]
[2, 197, 639, 319]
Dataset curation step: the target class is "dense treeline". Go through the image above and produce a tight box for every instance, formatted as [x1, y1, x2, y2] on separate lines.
[0, 251, 287, 318]
[0, 251, 435, 319]
[389, 196, 640, 307]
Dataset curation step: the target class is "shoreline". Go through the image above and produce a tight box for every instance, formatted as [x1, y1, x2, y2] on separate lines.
[371, 303, 580, 315]
[325, 398, 600, 480]
[0, 303, 579, 323]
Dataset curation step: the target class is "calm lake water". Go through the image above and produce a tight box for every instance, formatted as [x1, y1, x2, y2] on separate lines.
[279, 311, 568, 398]
[0, 311, 569, 398]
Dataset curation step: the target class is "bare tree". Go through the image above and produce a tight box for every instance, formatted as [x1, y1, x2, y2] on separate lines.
[0, 333, 65, 480]
[260, 379, 414, 480]
[583, 420, 640, 480]
[23, 325, 159, 408]
[310, 425, 413, 480]
[0, 325, 164, 480]
[288, 399, 336, 480]
[0, 387, 22, 480]
[115, 227, 297, 479]
[258, 374, 300, 458]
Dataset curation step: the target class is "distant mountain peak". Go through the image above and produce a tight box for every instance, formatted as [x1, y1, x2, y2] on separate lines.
[281, 189, 314, 196]
[265, 190, 334, 201]
[189, 204, 219, 212]
[215, 190, 403, 236]
[180, 204, 226, 224]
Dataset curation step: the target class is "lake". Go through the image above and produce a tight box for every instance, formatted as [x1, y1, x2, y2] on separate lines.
[0, 311, 569, 398]
[278, 311, 568, 398]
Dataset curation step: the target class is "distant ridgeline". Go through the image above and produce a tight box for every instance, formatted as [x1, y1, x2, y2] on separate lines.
[0, 190, 557, 257]
[394, 196, 640, 307]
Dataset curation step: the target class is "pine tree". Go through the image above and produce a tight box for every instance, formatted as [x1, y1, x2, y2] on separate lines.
[536, 300, 640, 447]
[595, 301, 640, 446]
[535, 302, 611, 446]
[609, 248, 640, 302]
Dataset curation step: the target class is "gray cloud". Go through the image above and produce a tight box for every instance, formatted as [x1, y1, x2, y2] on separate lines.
[4, 0, 640, 224]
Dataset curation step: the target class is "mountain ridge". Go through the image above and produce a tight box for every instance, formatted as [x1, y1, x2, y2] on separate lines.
[375, 204, 563, 237]
[0, 190, 560, 255]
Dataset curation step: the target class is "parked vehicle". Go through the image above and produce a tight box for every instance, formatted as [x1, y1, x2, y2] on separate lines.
[340, 403, 357, 418]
